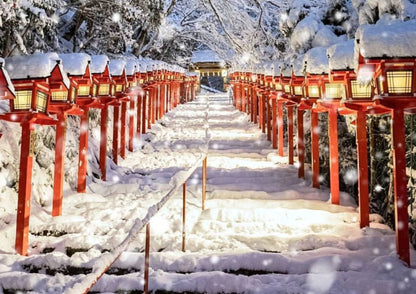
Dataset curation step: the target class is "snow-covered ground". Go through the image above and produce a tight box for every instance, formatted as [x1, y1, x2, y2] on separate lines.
[1, 94, 416, 293]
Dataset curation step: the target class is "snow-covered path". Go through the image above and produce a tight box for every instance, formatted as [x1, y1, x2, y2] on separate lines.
[1, 94, 416, 293]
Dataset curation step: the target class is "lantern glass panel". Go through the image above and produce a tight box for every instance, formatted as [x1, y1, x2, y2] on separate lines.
[386, 70, 412, 94]
[351, 80, 372, 99]
[284, 85, 291, 94]
[98, 84, 110, 95]
[294, 86, 303, 96]
[36, 90, 48, 112]
[325, 83, 342, 99]
[275, 83, 282, 90]
[51, 91, 68, 102]
[116, 84, 123, 92]
[308, 85, 320, 98]
[78, 86, 90, 96]
[111, 85, 115, 96]
[14, 90, 32, 110]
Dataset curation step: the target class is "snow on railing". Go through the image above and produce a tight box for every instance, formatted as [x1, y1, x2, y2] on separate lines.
[64, 101, 210, 294]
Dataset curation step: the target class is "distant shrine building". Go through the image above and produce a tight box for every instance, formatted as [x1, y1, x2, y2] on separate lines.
[189, 49, 230, 92]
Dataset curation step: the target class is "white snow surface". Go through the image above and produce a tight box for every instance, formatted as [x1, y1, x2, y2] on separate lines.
[59, 53, 91, 76]
[356, 19, 416, 59]
[90, 55, 110, 74]
[191, 49, 224, 64]
[124, 59, 138, 76]
[327, 40, 355, 71]
[304, 46, 330, 74]
[5, 52, 70, 88]
[0, 94, 416, 293]
[109, 59, 126, 77]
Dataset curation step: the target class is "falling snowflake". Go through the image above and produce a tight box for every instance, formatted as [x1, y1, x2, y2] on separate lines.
[112, 12, 121, 23]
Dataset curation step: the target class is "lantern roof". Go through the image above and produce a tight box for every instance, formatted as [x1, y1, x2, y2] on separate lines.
[292, 54, 305, 77]
[0, 58, 16, 97]
[59, 53, 91, 76]
[109, 59, 126, 77]
[90, 55, 110, 74]
[280, 63, 292, 77]
[355, 20, 416, 60]
[5, 52, 70, 88]
[327, 40, 355, 71]
[304, 46, 330, 75]
[125, 58, 139, 76]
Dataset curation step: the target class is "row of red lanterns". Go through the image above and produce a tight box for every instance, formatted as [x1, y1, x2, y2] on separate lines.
[0, 53, 198, 256]
[230, 21, 416, 265]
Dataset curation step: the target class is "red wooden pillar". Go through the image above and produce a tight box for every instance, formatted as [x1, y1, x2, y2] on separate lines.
[272, 98, 277, 149]
[77, 110, 89, 192]
[391, 108, 410, 265]
[311, 111, 320, 188]
[112, 105, 120, 165]
[15, 120, 35, 255]
[297, 108, 305, 178]
[100, 106, 108, 181]
[267, 96, 272, 141]
[160, 83, 166, 118]
[52, 113, 67, 216]
[356, 111, 369, 228]
[261, 93, 266, 133]
[142, 91, 147, 134]
[287, 104, 294, 165]
[148, 88, 153, 129]
[278, 100, 284, 157]
[253, 87, 258, 124]
[121, 101, 127, 159]
[328, 108, 339, 204]
[137, 94, 142, 135]
[242, 85, 246, 113]
[129, 97, 135, 152]
[258, 90, 263, 130]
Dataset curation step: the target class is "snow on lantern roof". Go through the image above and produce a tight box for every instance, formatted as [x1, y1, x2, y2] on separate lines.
[191, 49, 224, 64]
[355, 20, 416, 60]
[0, 58, 16, 97]
[59, 53, 91, 76]
[90, 55, 109, 74]
[109, 59, 126, 77]
[263, 62, 274, 76]
[327, 40, 355, 71]
[280, 63, 292, 77]
[292, 55, 305, 77]
[273, 61, 283, 76]
[5, 52, 70, 88]
[125, 59, 138, 76]
[304, 46, 329, 75]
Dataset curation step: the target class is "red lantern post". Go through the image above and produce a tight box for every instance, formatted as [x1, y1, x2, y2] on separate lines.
[355, 22, 416, 265]
[90, 55, 116, 181]
[2, 53, 67, 255]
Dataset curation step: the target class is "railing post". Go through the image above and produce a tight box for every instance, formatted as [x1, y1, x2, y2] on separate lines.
[144, 223, 150, 294]
[202, 157, 207, 210]
[182, 182, 186, 252]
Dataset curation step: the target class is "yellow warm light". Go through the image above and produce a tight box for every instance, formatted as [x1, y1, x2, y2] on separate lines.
[71, 87, 77, 102]
[308, 85, 320, 98]
[386, 70, 412, 94]
[14, 90, 32, 110]
[275, 83, 282, 90]
[93, 84, 98, 97]
[78, 85, 90, 96]
[294, 86, 303, 96]
[116, 84, 124, 93]
[51, 91, 68, 101]
[284, 85, 291, 93]
[99, 84, 110, 95]
[351, 80, 371, 99]
[324, 83, 342, 99]
[36, 90, 48, 112]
